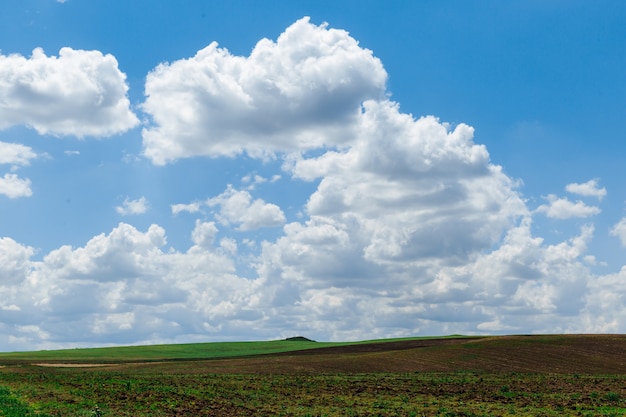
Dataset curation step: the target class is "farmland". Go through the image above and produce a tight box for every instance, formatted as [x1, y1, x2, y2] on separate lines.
[0, 334, 624, 416]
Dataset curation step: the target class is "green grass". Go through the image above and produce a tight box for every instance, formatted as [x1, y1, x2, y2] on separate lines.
[0, 335, 477, 363]
[0, 340, 327, 362]
[0, 386, 53, 417]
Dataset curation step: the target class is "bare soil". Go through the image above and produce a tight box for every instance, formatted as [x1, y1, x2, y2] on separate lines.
[112, 334, 626, 375]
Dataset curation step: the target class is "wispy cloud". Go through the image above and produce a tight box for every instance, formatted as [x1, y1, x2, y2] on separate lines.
[171, 202, 202, 216]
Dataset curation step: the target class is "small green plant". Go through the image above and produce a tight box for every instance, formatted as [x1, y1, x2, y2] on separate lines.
[604, 392, 621, 402]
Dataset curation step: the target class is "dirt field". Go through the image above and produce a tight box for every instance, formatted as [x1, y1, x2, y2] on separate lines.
[1, 334, 625, 416]
[113, 334, 625, 375]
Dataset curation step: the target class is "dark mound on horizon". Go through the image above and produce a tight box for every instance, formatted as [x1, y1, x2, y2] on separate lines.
[284, 336, 315, 342]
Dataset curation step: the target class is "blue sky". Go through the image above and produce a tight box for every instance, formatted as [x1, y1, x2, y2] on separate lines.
[0, 0, 625, 350]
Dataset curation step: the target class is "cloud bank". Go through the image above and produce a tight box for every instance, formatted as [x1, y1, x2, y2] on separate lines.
[0, 17, 623, 350]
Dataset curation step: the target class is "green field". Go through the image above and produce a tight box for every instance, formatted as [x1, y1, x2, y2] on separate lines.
[0, 335, 465, 363]
[0, 335, 624, 416]
[0, 339, 332, 363]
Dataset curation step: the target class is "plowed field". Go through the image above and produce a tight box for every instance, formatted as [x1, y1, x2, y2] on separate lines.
[119, 334, 626, 375]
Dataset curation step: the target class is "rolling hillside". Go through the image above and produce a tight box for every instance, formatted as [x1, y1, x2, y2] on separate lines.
[0, 334, 624, 374]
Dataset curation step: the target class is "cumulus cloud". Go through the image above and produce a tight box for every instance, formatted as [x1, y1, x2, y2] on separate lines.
[115, 197, 149, 216]
[283, 100, 526, 267]
[141, 17, 387, 164]
[0, 173, 32, 198]
[535, 195, 601, 219]
[566, 179, 606, 200]
[0, 47, 139, 137]
[249, 99, 540, 339]
[207, 185, 285, 231]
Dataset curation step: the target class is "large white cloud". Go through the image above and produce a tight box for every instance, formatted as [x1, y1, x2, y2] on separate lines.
[284, 100, 527, 268]
[0, 47, 139, 137]
[251, 99, 540, 339]
[141, 17, 387, 164]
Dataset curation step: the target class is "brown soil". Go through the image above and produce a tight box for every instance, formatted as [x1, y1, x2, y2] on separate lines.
[33, 363, 114, 367]
[119, 334, 626, 375]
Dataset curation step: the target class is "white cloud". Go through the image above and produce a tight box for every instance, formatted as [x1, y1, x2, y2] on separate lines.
[115, 196, 149, 216]
[0, 237, 34, 285]
[535, 194, 601, 219]
[566, 179, 606, 200]
[0, 47, 139, 137]
[283, 100, 526, 268]
[0, 141, 37, 166]
[0, 173, 32, 198]
[207, 185, 285, 231]
[13, 222, 258, 348]
[610, 217, 626, 247]
[581, 265, 626, 333]
[254, 100, 535, 339]
[191, 220, 218, 249]
[171, 202, 202, 215]
[141, 17, 387, 164]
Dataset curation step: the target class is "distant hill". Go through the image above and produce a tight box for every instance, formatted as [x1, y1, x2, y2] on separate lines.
[2, 335, 625, 375]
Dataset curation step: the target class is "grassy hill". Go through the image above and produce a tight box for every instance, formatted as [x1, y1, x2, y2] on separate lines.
[0, 334, 475, 364]
[0, 334, 624, 375]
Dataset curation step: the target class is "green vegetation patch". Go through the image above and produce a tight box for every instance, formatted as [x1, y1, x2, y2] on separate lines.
[0, 370, 625, 416]
[0, 386, 53, 417]
[0, 340, 331, 363]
